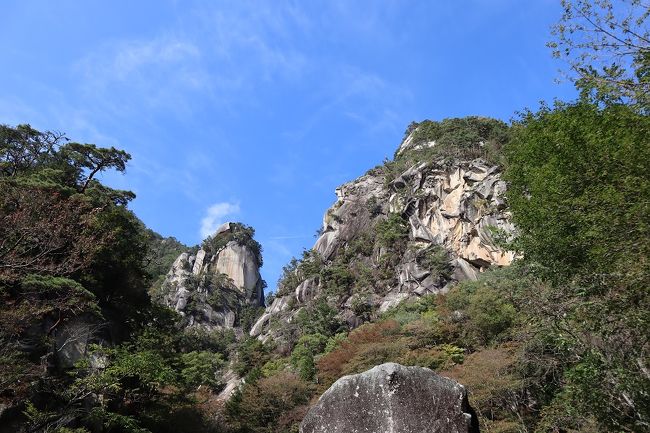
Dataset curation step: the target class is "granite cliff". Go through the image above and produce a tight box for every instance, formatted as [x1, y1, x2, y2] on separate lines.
[158, 222, 265, 331]
[252, 118, 515, 343]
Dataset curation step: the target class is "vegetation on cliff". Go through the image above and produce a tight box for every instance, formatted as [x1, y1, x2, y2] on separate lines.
[1, 1, 648, 432]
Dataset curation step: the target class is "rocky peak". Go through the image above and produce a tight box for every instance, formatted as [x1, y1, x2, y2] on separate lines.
[159, 222, 265, 330]
[251, 118, 515, 343]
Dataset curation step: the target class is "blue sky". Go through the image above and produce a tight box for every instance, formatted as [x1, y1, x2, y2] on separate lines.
[1, 1, 576, 292]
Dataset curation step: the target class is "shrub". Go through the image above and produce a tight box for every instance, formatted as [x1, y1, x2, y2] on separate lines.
[319, 263, 354, 297]
[443, 279, 517, 346]
[375, 213, 409, 247]
[417, 245, 452, 280]
[233, 337, 270, 377]
[225, 371, 313, 433]
[294, 299, 343, 338]
[398, 116, 510, 163]
[442, 346, 523, 427]
[179, 351, 224, 390]
[365, 196, 383, 218]
[290, 333, 328, 381]
[201, 222, 263, 266]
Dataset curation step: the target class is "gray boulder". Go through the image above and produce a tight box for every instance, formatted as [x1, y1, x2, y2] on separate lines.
[300, 363, 479, 433]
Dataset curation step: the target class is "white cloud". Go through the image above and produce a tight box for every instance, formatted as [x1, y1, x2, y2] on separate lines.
[77, 37, 201, 84]
[200, 202, 240, 239]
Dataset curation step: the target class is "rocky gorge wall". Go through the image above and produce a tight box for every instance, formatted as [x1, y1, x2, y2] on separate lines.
[252, 123, 515, 343]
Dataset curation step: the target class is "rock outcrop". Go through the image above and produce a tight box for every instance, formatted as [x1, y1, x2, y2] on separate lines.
[159, 222, 265, 330]
[300, 363, 479, 433]
[252, 140, 515, 341]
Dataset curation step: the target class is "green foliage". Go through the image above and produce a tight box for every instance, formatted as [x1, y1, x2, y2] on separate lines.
[446, 281, 517, 346]
[225, 371, 313, 433]
[506, 102, 650, 280]
[386, 117, 510, 180]
[59, 142, 131, 193]
[21, 274, 99, 317]
[549, 0, 650, 111]
[179, 327, 236, 354]
[239, 304, 266, 332]
[407, 117, 509, 158]
[276, 249, 323, 297]
[365, 196, 383, 218]
[504, 101, 650, 431]
[0, 124, 225, 432]
[233, 337, 271, 377]
[179, 351, 224, 390]
[375, 213, 409, 247]
[294, 299, 343, 337]
[145, 230, 187, 291]
[416, 245, 452, 280]
[290, 333, 328, 381]
[201, 222, 263, 266]
[319, 262, 354, 297]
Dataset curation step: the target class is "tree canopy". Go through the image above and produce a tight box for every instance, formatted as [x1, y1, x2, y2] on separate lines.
[549, 0, 650, 111]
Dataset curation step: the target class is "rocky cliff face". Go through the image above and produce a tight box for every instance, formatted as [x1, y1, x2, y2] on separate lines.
[300, 363, 479, 433]
[159, 222, 265, 330]
[252, 121, 515, 342]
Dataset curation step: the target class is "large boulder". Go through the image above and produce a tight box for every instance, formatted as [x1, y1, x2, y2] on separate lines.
[300, 363, 479, 433]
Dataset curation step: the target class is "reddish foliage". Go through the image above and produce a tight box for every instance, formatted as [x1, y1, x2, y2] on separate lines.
[317, 320, 400, 387]
[0, 184, 107, 281]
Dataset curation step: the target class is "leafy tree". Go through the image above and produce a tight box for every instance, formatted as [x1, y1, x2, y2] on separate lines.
[549, 0, 650, 110]
[505, 101, 650, 431]
[375, 213, 409, 248]
[0, 184, 103, 280]
[59, 142, 130, 193]
[179, 351, 224, 390]
[505, 101, 649, 279]
[294, 299, 343, 337]
[0, 124, 63, 177]
[290, 333, 328, 381]
[225, 371, 312, 433]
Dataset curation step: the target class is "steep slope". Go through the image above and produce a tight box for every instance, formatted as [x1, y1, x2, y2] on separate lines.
[252, 117, 515, 342]
[157, 222, 266, 331]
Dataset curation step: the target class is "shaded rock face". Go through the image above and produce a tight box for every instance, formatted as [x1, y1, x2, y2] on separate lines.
[252, 153, 515, 341]
[160, 222, 265, 330]
[300, 363, 479, 433]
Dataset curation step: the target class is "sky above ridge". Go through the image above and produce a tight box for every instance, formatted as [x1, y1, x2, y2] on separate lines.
[0, 0, 576, 292]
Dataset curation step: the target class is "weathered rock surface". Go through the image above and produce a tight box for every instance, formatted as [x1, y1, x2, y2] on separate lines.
[390, 158, 515, 271]
[251, 149, 515, 341]
[300, 363, 479, 433]
[159, 222, 265, 330]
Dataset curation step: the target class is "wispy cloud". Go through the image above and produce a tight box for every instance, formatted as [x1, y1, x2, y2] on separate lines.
[200, 202, 241, 239]
[74, 36, 209, 117]
[77, 37, 201, 83]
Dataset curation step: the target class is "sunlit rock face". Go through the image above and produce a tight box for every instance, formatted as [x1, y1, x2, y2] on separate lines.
[251, 149, 515, 341]
[160, 222, 265, 331]
[388, 158, 515, 278]
[300, 363, 480, 433]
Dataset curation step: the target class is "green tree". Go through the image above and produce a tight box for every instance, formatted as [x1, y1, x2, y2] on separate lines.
[504, 101, 650, 431]
[549, 0, 650, 111]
